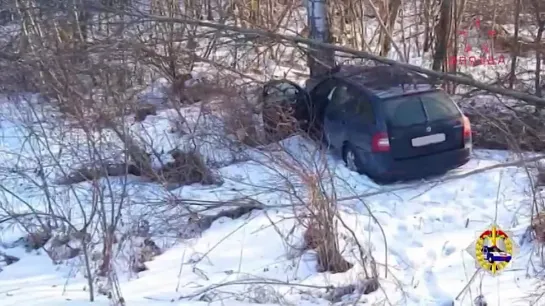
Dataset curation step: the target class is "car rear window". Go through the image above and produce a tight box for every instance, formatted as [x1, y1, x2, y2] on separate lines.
[421, 92, 461, 121]
[384, 91, 460, 127]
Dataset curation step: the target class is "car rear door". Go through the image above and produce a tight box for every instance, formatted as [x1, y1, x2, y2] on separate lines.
[384, 91, 465, 160]
[344, 90, 376, 152]
[308, 78, 336, 135]
[323, 82, 353, 148]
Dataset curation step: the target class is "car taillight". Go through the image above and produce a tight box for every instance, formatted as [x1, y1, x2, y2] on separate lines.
[372, 132, 390, 152]
[462, 116, 472, 140]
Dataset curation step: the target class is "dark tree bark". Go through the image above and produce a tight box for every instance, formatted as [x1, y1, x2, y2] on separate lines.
[534, 25, 543, 97]
[380, 0, 402, 57]
[509, 0, 522, 88]
[432, 0, 452, 72]
[422, 0, 432, 52]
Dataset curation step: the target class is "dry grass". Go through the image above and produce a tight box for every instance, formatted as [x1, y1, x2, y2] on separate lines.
[219, 96, 264, 147]
[464, 110, 545, 152]
[301, 174, 353, 274]
[156, 149, 218, 185]
[262, 102, 299, 143]
[536, 165, 545, 187]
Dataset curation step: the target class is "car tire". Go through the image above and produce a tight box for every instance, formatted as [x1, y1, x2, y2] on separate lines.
[371, 175, 395, 185]
[342, 143, 366, 174]
[342, 143, 397, 184]
[321, 130, 332, 148]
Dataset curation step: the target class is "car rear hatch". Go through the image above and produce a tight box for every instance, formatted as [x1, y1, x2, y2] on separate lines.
[384, 91, 465, 160]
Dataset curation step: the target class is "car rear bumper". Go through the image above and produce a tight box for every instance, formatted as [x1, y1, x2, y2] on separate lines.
[374, 147, 471, 182]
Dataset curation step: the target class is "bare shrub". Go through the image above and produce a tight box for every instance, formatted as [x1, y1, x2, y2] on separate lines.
[270, 145, 355, 274]
[260, 85, 300, 143]
[211, 83, 264, 147]
[262, 102, 299, 143]
[532, 212, 545, 244]
[129, 238, 162, 273]
[256, 134, 381, 294]
[536, 165, 545, 187]
[463, 106, 545, 151]
[23, 230, 53, 250]
[134, 104, 158, 122]
[44, 234, 82, 262]
[55, 163, 143, 185]
[155, 149, 219, 186]
[302, 175, 353, 273]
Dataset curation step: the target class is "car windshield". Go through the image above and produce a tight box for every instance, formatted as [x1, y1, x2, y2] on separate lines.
[488, 246, 503, 252]
[384, 91, 461, 127]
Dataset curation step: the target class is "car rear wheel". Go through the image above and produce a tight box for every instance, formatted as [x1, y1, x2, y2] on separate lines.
[342, 143, 396, 185]
[342, 143, 365, 174]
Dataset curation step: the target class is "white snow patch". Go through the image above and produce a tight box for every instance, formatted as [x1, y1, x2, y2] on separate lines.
[0, 93, 541, 306]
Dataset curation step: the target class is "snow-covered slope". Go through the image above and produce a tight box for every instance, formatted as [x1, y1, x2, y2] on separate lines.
[0, 91, 540, 306]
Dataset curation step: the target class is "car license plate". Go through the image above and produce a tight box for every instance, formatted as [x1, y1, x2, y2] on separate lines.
[411, 133, 446, 147]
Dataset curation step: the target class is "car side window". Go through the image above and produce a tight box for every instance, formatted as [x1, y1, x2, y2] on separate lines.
[352, 98, 374, 123]
[328, 85, 353, 110]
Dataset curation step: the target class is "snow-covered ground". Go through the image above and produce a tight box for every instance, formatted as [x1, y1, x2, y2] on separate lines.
[0, 3, 542, 303]
[0, 89, 542, 306]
